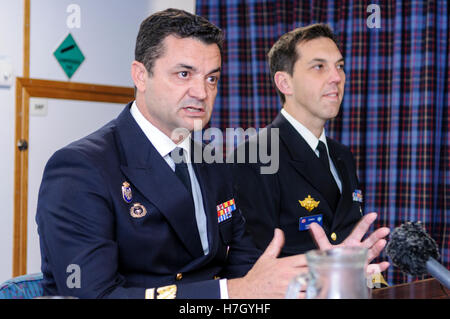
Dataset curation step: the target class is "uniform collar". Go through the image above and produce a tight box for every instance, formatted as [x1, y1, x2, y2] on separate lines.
[130, 101, 192, 159]
[280, 108, 328, 153]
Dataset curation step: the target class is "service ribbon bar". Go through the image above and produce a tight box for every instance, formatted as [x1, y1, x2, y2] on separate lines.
[217, 199, 236, 223]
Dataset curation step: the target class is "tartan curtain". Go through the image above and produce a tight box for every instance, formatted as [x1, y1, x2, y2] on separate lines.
[196, 0, 449, 286]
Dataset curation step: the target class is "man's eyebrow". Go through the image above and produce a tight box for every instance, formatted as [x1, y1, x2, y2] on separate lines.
[174, 64, 221, 74]
[307, 57, 345, 64]
[207, 67, 221, 74]
[175, 64, 196, 71]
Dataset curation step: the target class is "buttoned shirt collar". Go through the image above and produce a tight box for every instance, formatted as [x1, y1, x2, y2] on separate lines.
[280, 108, 328, 152]
[280, 108, 342, 193]
[130, 101, 191, 159]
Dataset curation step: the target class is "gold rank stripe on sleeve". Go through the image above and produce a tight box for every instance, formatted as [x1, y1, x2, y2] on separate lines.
[144, 285, 177, 299]
[145, 288, 155, 299]
[156, 285, 177, 299]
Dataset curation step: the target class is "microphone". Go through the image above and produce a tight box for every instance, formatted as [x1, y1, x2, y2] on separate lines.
[385, 221, 450, 289]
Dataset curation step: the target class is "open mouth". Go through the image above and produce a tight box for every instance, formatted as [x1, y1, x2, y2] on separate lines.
[323, 92, 339, 100]
[182, 106, 206, 115]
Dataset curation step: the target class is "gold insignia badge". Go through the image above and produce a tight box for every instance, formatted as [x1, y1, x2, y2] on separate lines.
[122, 181, 132, 203]
[130, 203, 147, 218]
[299, 195, 320, 212]
[331, 232, 337, 241]
[156, 284, 177, 299]
[367, 273, 389, 289]
[122, 182, 133, 204]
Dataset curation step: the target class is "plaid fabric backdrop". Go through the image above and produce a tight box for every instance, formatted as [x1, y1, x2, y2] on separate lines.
[196, 0, 449, 286]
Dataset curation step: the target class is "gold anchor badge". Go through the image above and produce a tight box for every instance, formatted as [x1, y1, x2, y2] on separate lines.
[299, 195, 320, 212]
[130, 203, 147, 218]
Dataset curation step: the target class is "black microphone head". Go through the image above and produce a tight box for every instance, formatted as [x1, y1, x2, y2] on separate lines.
[385, 221, 440, 276]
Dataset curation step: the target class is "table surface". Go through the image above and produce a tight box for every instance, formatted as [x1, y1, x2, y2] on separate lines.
[371, 278, 450, 299]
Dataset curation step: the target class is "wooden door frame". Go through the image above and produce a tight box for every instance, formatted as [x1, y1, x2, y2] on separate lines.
[13, 77, 134, 276]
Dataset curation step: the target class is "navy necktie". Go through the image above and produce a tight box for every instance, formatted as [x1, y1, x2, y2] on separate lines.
[173, 147, 192, 195]
[316, 141, 340, 211]
[317, 141, 331, 171]
[172, 147, 209, 255]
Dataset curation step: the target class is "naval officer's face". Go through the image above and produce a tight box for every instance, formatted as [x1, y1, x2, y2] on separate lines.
[290, 37, 345, 128]
[137, 35, 221, 139]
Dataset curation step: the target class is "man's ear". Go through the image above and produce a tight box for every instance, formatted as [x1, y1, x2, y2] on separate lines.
[131, 61, 148, 93]
[273, 71, 293, 97]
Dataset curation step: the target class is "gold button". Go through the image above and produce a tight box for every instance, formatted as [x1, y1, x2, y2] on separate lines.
[213, 276, 220, 280]
[331, 232, 337, 241]
[176, 273, 183, 281]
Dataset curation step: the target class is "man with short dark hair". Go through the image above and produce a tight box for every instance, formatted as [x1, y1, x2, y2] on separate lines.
[233, 24, 390, 276]
[36, 8, 312, 299]
[36, 11, 388, 299]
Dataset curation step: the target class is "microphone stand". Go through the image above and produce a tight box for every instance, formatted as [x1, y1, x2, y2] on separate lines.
[426, 258, 450, 289]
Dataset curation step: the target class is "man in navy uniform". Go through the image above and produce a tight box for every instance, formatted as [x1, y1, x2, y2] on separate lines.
[36, 8, 310, 299]
[36, 11, 388, 299]
[232, 24, 390, 278]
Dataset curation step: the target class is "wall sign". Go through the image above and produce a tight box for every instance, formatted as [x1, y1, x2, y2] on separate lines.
[53, 33, 85, 79]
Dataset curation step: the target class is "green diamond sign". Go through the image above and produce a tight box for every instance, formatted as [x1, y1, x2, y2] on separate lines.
[53, 33, 85, 79]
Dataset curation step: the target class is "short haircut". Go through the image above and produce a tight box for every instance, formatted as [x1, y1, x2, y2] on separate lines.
[135, 8, 224, 76]
[267, 24, 341, 104]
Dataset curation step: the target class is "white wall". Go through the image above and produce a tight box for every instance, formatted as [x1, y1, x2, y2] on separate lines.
[27, 99, 126, 274]
[30, 0, 145, 86]
[0, 0, 195, 284]
[0, 0, 24, 284]
[30, 0, 195, 85]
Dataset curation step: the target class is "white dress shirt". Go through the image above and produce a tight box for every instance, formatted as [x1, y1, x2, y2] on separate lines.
[130, 101, 209, 254]
[281, 108, 342, 193]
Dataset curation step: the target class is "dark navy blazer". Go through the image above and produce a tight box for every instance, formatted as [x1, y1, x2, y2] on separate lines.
[36, 102, 260, 298]
[232, 113, 363, 256]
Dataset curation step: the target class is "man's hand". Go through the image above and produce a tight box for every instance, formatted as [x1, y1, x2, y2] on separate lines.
[227, 228, 308, 299]
[309, 212, 390, 274]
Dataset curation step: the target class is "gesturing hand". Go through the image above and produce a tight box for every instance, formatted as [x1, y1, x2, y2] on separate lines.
[309, 212, 390, 274]
[227, 228, 308, 298]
